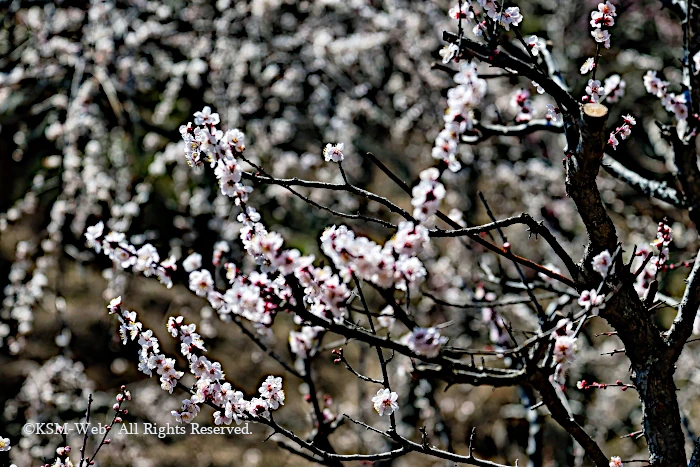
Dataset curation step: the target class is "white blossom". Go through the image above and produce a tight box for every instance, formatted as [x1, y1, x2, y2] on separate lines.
[323, 143, 344, 162]
[183, 253, 203, 273]
[372, 388, 399, 416]
[404, 327, 447, 358]
[592, 250, 613, 276]
[580, 57, 596, 75]
[189, 270, 214, 297]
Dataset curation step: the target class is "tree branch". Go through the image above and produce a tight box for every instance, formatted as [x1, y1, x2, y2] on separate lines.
[665, 252, 700, 358]
[601, 154, 686, 208]
[530, 372, 608, 467]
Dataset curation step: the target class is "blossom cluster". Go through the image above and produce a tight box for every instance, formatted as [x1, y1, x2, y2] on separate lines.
[176, 111, 364, 335]
[578, 289, 606, 316]
[403, 327, 448, 358]
[585, 74, 626, 104]
[411, 168, 447, 222]
[608, 115, 636, 150]
[643, 71, 689, 122]
[320, 222, 428, 291]
[108, 297, 284, 425]
[180, 120, 252, 204]
[590, 1, 616, 49]
[551, 319, 578, 387]
[85, 222, 177, 288]
[443, 1, 522, 40]
[431, 62, 487, 172]
[633, 222, 673, 299]
[512, 89, 533, 123]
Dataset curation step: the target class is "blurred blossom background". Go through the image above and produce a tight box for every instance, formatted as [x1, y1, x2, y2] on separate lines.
[0, 0, 697, 466]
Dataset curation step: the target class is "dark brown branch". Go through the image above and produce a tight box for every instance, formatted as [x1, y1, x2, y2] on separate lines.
[442, 31, 579, 114]
[365, 152, 576, 288]
[431, 212, 579, 283]
[478, 193, 545, 320]
[670, 135, 700, 227]
[243, 171, 415, 223]
[565, 103, 618, 256]
[665, 253, 700, 358]
[530, 372, 608, 467]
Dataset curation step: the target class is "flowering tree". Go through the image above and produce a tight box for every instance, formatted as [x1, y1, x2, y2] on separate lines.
[2, 0, 700, 466]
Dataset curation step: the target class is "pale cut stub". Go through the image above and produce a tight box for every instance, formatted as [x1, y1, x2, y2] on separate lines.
[583, 102, 609, 119]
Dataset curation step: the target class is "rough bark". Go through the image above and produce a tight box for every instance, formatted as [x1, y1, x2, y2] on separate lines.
[565, 102, 688, 466]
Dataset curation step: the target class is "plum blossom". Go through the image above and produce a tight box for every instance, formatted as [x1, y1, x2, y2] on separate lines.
[653, 221, 673, 249]
[432, 61, 487, 171]
[323, 143, 344, 162]
[603, 74, 626, 103]
[134, 244, 159, 275]
[589, 2, 615, 48]
[546, 104, 562, 123]
[590, 8, 615, 28]
[108, 296, 122, 314]
[578, 289, 606, 315]
[171, 399, 200, 424]
[608, 114, 636, 150]
[609, 457, 623, 467]
[320, 224, 426, 291]
[377, 306, 395, 329]
[193, 106, 220, 126]
[643, 70, 667, 97]
[553, 335, 577, 363]
[585, 79, 603, 103]
[247, 398, 270, 419]
[258, 376, 285, 409]
[84, 221, 104, 252]
[591, 29, 611, 48]
[432, 128, 459, 165]
[448, 3, 472, 21]
[0, 437, 10, 451]
[526, 35, 545, 56]
[608, 133, 619, 150]
[473, 21, 487, 36]
[404, 327, 448, 358]
[411, 168, 446, 222]
[372, 388, 399, 416]
[512, 89, 532, 122]
[189, 270, 214, 297]
[389, 222, 429, 256]
[643, 70, 688, 122]
[183, 253, 203, 273]
[110, 298, 284, 427]
[490, 6, 522, 31]
[289, 326, 322, 358]
[580, 57, 595, 75]
[439, 43, 460, 64]
[592, 250, 613, 276]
